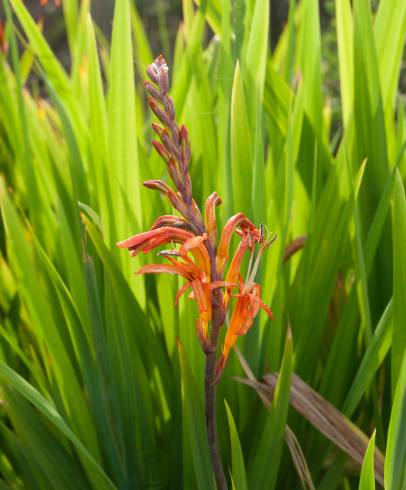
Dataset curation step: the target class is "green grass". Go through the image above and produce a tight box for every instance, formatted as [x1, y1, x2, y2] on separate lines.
[0, 0, 405, 488]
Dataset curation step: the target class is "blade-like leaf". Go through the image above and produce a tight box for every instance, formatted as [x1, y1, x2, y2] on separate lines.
[385, 349, 406, 490]
[359, 431, 376, 490]
[225, 400, 248, 490]
[0, 363, 116, 490]
[391, 170, 406, 390]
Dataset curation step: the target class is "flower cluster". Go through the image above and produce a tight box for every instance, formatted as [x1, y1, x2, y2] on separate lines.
[117, 55, 274, 379]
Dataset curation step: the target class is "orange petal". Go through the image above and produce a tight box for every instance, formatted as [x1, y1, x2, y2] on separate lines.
[223, 233, 250, 306]
[196, 318, 208, 345]
[175, 281, 193, 305]
[150, 214, 190, 231]
[191, 279, 212, 323]
[179, 234, 211, 276]
[161, 254, 202, 278]
[217, 213, 258, 274]
[136, 263, 190, 278]
[222, 298, 246, 350]
[205, 192, 222, 247]
[209, 280, 238, 290]
[116, 226, 193, 253]
[260, 302, 275, 320]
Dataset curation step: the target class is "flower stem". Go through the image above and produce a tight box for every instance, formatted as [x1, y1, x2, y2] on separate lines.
[204, 349, 228, 490]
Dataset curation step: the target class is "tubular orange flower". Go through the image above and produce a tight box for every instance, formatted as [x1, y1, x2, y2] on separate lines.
[117, 226, 193, 255]
[215, 235, 276, 379]
[205, 192, 222, 249]
[216, 213, 259, 274]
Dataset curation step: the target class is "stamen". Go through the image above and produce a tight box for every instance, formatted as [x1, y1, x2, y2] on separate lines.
[259, 223, 264, 242]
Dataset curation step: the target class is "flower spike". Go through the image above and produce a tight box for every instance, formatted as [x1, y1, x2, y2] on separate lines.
[118, 54, 275, 385]
[118, 55, 276, 489]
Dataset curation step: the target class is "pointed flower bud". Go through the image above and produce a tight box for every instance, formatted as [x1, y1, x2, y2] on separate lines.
[144, 81, 163, 102]
[148, 97, 172, 127]
[205, 192, 222, 250]
[143, 180, 188, 216]
[152, 141, 171, 163]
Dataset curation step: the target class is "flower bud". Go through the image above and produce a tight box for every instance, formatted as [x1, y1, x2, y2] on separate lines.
[144, 81, 163, 102]
[151, 122, 164, 138]
[148, 97, 171, 127]
[152, 141, 171, 163]
[164, 97, 175, 120]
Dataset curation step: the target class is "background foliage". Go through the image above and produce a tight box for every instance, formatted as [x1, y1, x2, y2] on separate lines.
[0, 0, 405, 488]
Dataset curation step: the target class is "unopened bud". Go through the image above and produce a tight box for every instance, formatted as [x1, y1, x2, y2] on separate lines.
[151, 122, 164, 138]
[160, 129, 180, 160]
[164, 97, 175, 120]
[143, 179, 171, 193]
[144, 81, 162, 102]
[180, 125, 191, 171]
[166, 158, 183, 190]
[151, 215, 190, 230]
[146, 64, 159, 84]
[152, 141, 171, 163]
[143, 180, 187, 216]
[159, 65, 169, 95]
[148, 97, 171, 127]
[180, 124, 188, 143]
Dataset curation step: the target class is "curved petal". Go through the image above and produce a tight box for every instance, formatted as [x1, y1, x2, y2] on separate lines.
[209, 281, 238, 290]
[216, 213, 259, 274]
[179, 234, 211, 276]
[260, 301, 274, 320]
[143, 180, 186, 213]
[175, 281, 193, 305]
[217, 283, 273, 377]
[116, 226, 193, 254]
[191, 279, 211, 323]
[223, 233, 250, 306]
[136, 263, 190, 278]
[150, 215, 191, 231]
[205, 192, 222, 248]
[190, 279, 212, 342]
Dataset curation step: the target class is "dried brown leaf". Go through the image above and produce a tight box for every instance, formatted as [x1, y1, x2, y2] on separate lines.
[236, 373, 385, 486]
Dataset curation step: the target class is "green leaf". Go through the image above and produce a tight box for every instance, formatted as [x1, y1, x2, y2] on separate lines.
[62, 0, 79, 52]
[230, 61, 252, 216]
[248, 332, 293, 490]
[385, 350, 406, 490]
[335, 0, 353, 127]
[343, 298, 392, 416]
[225, 400, 248, 490]
[243, 0, 269, 103]
[0, 363, 116, 490]
[108, 0, 141, 238]
[297, 0, 323, 137]
[392, 170, 406, 391]
[374, 0, 406, 112]
[359, 431, 375, 490]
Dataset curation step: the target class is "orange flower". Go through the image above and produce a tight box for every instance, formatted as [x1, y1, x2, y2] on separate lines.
[215, 235, 276, 378]
[117, 225, 214, 348]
